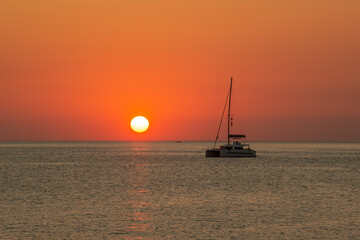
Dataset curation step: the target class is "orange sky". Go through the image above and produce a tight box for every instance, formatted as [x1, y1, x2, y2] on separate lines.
[1, 0, 359, 141]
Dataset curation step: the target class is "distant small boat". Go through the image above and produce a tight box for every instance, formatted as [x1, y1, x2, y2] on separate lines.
[206, 77, 256, 158]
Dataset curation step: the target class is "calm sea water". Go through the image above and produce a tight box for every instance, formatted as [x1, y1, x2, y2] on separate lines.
[0, 142, 359, 239]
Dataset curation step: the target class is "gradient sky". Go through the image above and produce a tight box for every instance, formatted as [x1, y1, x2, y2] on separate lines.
[1, 0, 359, 141]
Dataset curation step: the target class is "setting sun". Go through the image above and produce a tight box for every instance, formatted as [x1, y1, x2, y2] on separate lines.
[130, 116, 149, 133]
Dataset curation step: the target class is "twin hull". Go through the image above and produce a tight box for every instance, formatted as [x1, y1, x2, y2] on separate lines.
[206, 149, 256, 158]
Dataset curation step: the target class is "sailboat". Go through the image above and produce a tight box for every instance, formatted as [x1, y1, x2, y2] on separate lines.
[205, 77, 256, 157]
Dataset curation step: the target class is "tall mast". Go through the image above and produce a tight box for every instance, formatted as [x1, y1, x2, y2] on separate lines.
[228, 77, 232, 144]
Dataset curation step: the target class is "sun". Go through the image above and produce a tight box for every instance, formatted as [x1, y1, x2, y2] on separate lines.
[130, 116, 149, 133]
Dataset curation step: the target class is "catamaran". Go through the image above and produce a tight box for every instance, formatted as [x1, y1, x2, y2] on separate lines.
[205, 77, 256, 157]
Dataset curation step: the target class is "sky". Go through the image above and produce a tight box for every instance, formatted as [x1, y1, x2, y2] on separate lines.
[0, 0, 359, 142]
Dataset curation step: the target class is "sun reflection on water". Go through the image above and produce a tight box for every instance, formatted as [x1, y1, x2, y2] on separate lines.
[123, 161, 153, 237]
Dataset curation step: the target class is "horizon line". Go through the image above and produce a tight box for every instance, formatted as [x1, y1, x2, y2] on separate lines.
[1, 140, 359, 144]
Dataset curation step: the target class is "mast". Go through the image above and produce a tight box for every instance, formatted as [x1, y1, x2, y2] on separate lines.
[228, 77, 232, 144]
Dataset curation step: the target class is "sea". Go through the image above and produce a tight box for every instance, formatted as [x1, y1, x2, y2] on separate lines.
[0, 142, 359, 239]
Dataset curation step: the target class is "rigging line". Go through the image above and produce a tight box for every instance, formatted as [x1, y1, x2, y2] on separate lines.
[232, 86, 246, 132]
[236, 100, 248, 144]
[232, 87, 247, 143]
[214, 88, 230, 149]
[239, 93, 249, 141]
[234, 95, 244, 133]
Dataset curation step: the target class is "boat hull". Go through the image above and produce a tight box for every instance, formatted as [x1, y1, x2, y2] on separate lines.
[205, 149, 221, 157]
[206, 149, 256, 158]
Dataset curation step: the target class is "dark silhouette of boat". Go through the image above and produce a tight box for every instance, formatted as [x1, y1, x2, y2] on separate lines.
[206, 78, 256, 157]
